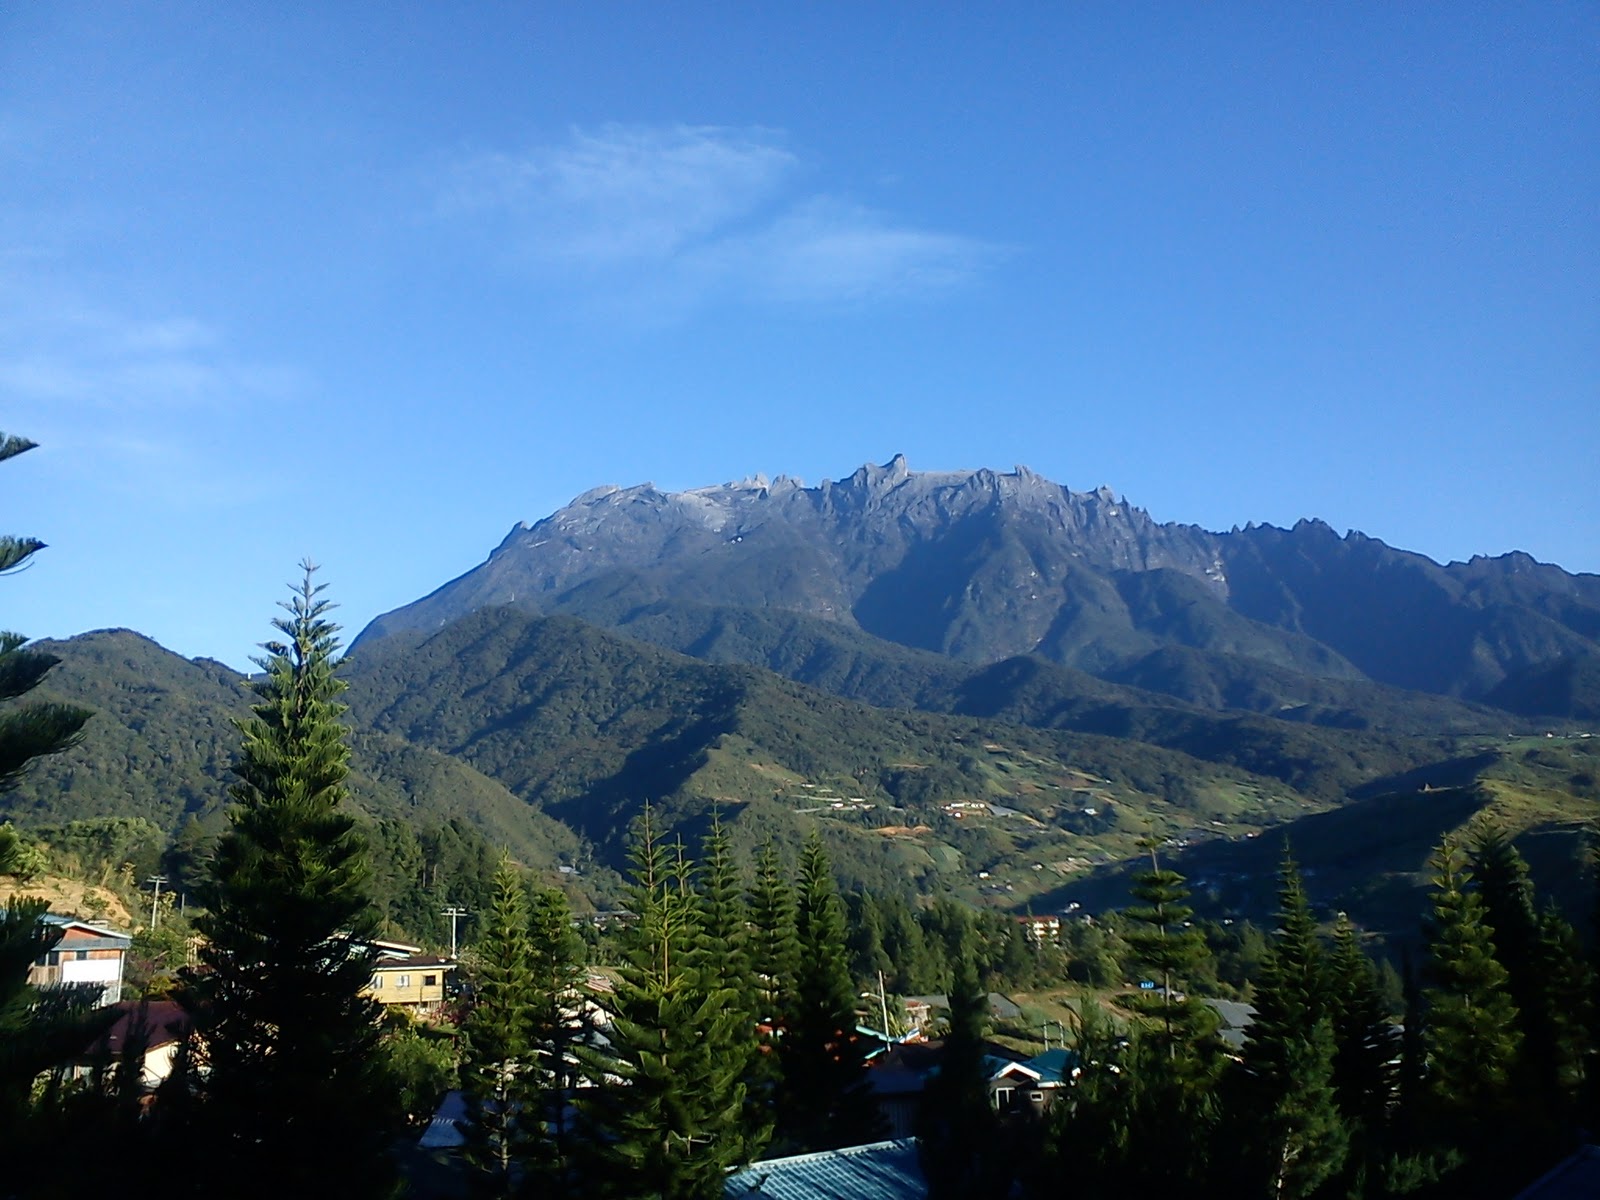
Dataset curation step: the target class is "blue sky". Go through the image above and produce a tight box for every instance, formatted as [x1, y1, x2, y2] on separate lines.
[3, 4, 1595, 669]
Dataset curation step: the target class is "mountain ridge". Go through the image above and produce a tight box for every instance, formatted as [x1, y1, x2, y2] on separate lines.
[353, 457, 1600, 719]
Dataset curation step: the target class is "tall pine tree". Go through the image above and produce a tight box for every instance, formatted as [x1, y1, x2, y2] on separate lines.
[1468, 821, 1593, 1126]
[1239, 852, 1347, 1199]
[183, 564, 395, 1200]
[1421, 838, 1521, 1143]
[919, 954, 1005, 1199]
[578, 817, 748, 1200]
[779, 830, 880, 1152]
[527, 881, 586, 1193]
[0, 434, 92, 792]
[0, 433, 96, 1163]
[747, 836, 799, 1109]
[1326, 915, 1399, 1183]
[1122, 843, 1212, 1057]
[696, 812, 769, 1158]
[460, 856, 539, 1197]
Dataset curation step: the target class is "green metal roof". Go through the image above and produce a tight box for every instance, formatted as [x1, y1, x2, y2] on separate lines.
[723, 1138, 926, 1200]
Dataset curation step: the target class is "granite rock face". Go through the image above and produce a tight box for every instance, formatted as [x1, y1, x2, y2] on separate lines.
[354, 457, 1600, 716]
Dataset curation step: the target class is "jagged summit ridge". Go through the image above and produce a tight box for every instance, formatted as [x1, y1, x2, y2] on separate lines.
[351, 457, 1600, 718]
[360, 457, 1227, 654]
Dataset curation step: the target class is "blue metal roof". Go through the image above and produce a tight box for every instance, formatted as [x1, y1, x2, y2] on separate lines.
[1517, 1146, 1600, 1199]
[1021, 1048, 1077, 1084]
[723, 1138, 926, 1200]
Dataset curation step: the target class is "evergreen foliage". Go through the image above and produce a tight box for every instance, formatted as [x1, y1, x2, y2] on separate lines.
[1467, 820, 1594, 1124]
[183, 564, 397, 1199]
[918, 955, 1004, 1199]
[1326, 916, 1399, 1175]
[1421, 839, 1522, 1139]
[1531, 901, 1594, 1107]
[1121, 844, 1212, 1054]
[460, 855, 540, 1195]
[779, 830, 880, 1152]
[747, 837, 798, 1051]
[1053, 1018, 1223, 1195]
[527, 879, 587, 1190]
[0, 434, 92, 790]
[695, 811, 769, 1156]
[577, 815, 749, 1199]
[0, 433, 105, 1181]
[1238, 852, 1348, 1198]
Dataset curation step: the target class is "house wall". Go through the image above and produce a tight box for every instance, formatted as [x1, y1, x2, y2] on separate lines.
[365, 968, 448, 1010]
[28, 946, 126, 1005]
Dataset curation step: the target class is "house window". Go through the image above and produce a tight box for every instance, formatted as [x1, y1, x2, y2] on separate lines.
[371, 975, 384, 989]
[396, 974, 411, 989]
[75, 950, 89, 961]
[1029, 1091, 1045, 1104]
[424, 974, 438, 987]
[993, 1087, 1014, 1110]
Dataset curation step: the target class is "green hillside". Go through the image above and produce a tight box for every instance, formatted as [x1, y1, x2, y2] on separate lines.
[10, 614, 1587, 938]
[340, 606, 1465, 903]
[1036, 736, 1600, 944]
[11, 629, 586, 882]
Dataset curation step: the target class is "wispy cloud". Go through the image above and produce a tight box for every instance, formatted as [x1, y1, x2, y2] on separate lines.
[438, 124, 998, 311]
[0, 273, 299, 507]
[0, 279, 295, 411]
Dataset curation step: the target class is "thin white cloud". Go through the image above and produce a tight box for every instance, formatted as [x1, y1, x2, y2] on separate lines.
[0, 277, 298, 411]
[0, 273, 299, 508]
[438, 124, 998, 310]
[447, 124, 795, 264]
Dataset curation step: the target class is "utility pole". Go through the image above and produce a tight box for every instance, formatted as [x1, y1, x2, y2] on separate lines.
[147, 875, 168, 930]
[442, 905, 469, 958]
[878, 969, 891, 1038]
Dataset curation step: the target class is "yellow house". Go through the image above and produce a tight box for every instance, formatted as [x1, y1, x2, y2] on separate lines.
[365, 954, 454, 1014]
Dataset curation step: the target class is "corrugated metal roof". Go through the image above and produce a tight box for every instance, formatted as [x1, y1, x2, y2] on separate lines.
[1021, 1048, 1076, 1084]
[723, 1138, 926, 1200]
[1517, 1145, 1600, 1199]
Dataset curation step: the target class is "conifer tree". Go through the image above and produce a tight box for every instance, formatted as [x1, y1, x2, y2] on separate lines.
[748, 838, 800, 1043]
[780, 830, 880, 1151]
[461, 856, 539, 1197]
[0, 435, 92, 794]
[578, 818, 747, 1199]
[0, 435, 130, 1189]
[1122, 843, 1211, 1056]
[1468, 821, 1593, 1124]
[527, 881, 586, 1191]
[1421, 838, 1521, 1140]
[696, 812, 769, 1157]
[1531, 901, 1594, 1108]
[1055, 1020, 1222, 1195]
[0, 434, 99, 1146]
[184, 564, 395, 1199]
[1326, 916, 1399, 1173]
[919, 955, 1004, 1199]
[745, 836, 798, 1139]
[1240, 853, 1347, 1200]
[846, 889, 892, 985]
[880, 891, 939, 994]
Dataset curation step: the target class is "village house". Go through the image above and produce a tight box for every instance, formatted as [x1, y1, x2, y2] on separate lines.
[985, 1048, 1074, 1117]
[29, 914, 132, 1006]
[70, 999, 193, 1090]
[362, 939, 456, 1015]
[1014, 914, 1062, 946]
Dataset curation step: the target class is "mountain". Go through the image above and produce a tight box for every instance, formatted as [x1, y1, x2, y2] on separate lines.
[14, 629, 586, 876]
[8, 611, 1591, 939]
[354, 457, 1600, 719]
[6, 613, 1456, 915]
[1036, 735, 1600, 943]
